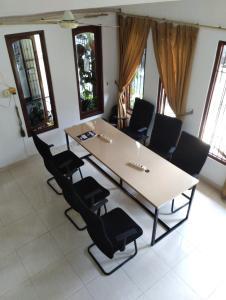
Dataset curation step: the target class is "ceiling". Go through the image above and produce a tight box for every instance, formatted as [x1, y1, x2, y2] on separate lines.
[0, 0, 179, 17]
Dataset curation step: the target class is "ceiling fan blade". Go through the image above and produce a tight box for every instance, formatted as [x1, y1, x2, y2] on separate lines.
[0, 20, 57, 25]
[82, 13, 109, 19]
[78, 22, 119, 28]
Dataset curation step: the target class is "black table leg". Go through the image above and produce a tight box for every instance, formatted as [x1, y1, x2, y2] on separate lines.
[65, 133, 70, 150]
[151, 207, 159, 246]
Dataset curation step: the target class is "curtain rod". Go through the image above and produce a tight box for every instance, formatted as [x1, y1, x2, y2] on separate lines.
[118, 12, 226, 32]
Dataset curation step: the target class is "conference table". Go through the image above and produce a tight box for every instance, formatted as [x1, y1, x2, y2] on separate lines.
[65, 118, 198, 246]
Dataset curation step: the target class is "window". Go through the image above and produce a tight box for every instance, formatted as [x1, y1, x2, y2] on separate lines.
[5, 31, 58, 136]
[157, 80, 175, 117]
[72, 26, 104, 119]
[127, 50, 146, 110]
[200, 41, 226, 164]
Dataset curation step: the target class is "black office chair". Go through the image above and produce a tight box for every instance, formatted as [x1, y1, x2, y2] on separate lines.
[78, 195, 143, 275]
[108, 104, 118, 127]
[121, 98, 154, 144]
[169, 131, 210, 213]
[47, 159, 110, 230]
[32, 133, 84, 195]
[148, 113, 182, 159]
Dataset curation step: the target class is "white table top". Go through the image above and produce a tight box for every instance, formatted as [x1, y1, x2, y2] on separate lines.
[65, 118, 198, 209]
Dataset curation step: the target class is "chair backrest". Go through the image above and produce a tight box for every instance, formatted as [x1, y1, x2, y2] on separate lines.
[32, 133, 52, 160]
[171, 131, 210, 176]
[45, 159, 78, 209]
[78, 199, 115, 258]
[149, 113, 182, 155]
[109, 104, 118, 124]
[48, 160, 115, 258]
[129, 98, 154, 131]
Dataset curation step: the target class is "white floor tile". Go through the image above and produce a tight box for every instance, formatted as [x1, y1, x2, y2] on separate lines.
[0, 280, 39, 300]
[0, 252, 29, 296]
[143, 271, 201, 300]
[51, 221, 91, 254]
[208, 278, 226, 300]
[31, 258, 83, 300]
[86, 270, 142, 300]
[0, 213, 48, 251]
[174, 249, 224, 299]
[66, 287, 94, 300]
[152, 231, 195, 267]
[37, 199, 68, 230]
[17, 232, 63, 276]
[0, 182, 34, 226]
[123, 248, 170, 292]
[66, 246, 101, 284]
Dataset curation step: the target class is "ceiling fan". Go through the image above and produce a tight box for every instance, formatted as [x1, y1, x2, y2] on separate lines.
[0, 10, 119, 29]
[48, 10, 118, 29]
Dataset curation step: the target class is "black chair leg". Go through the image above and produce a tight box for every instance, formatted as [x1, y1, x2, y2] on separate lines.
[79, 168, 83, 179]
[104, 204, 107, 214]
[64, 207, 87, 231]
[88, 240, 138, 276]
[47, 177, 62, 195]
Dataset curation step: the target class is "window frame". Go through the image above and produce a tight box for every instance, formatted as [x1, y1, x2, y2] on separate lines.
[72, 26, 104, 120]
[199, 40, 226, 165]
[5, 30, 58, 137]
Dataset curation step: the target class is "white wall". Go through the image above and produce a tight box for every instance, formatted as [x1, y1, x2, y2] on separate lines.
[122, 1, 226, 187]
[0, 15, 118, 167]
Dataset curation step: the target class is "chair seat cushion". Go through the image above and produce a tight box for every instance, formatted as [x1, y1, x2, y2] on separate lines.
[121, 127, 146, 141]
[73, 176, 109, 209]
[53, 150, 84, 174]
[101, 208, 143, 250]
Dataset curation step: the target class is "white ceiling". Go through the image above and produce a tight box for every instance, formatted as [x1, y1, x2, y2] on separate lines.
[0, 0, 178, 17]
[123, 0, 226, 28]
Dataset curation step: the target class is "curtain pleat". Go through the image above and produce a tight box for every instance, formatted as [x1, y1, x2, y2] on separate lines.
[117, 15, 151, 128]
[151, 21, 198, 118]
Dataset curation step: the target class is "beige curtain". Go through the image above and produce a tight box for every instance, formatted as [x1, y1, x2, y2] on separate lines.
[152, 21, 198, 118]
[117, 15, 151, 128]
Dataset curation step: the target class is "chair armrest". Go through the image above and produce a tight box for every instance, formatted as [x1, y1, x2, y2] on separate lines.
[137, 127, 147, 133]
[166, 146, 176, 160]
[115, 228, 137, 250]
[168, 146, 176, 155]
[91, 198, 107, 211]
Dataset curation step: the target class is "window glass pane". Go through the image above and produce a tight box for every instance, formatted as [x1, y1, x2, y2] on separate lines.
[129, 51, 146, 109]
[157, 80, 175, 117]
[163, 98, 175, 117]
[75, 32, 98, 112]
[12, 41, 30, 99]
[201, 42, 226, 163]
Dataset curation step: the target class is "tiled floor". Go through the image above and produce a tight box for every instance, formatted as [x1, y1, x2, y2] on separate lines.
[0, 142, 226, 300]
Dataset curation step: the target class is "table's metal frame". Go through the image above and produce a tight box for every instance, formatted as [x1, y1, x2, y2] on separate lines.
[65, 133, 196, 246]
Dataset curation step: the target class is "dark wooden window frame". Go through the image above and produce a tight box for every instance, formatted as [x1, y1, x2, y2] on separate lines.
[199, 40, 226, 165]
[72, 26, 104, 120]
[5, 30, 58, 137]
